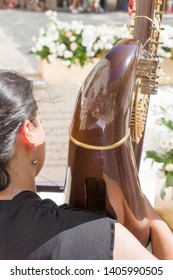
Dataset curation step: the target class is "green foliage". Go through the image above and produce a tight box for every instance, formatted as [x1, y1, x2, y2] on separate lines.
[166, 172, 173, 188]
[161, 117, 173, 131]
[146, 112, 173, 199]
[145, 151, 166, 163]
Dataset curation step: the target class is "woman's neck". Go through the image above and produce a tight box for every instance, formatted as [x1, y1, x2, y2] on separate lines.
[0, 161, 36, 200]
[0, 183, 36, 200]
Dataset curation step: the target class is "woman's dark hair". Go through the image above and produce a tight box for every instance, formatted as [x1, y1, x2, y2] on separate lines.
[0, 70, 38, 191]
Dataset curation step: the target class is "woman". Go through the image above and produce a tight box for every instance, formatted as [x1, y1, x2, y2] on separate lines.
[0, 70, 173, 260]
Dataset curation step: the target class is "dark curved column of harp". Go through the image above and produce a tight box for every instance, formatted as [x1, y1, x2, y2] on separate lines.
[65, 39, 150, 246]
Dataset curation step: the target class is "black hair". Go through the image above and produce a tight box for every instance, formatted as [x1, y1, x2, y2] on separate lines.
[0, 70, 38, 191]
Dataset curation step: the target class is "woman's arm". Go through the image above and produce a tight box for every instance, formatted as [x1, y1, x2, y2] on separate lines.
[113, 222, 157, 260]
[144, 196, 173, 260]
[113, 196, 173, 260]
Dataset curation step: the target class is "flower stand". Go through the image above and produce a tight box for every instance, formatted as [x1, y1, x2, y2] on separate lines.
[39, 57, 173, 85]
[158, 58, 173, 85]
[38, 58, 99, 85]
[154, 173, 173, 231]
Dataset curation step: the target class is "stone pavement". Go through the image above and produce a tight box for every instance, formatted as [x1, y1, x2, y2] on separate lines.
[0, 28, 35, 74]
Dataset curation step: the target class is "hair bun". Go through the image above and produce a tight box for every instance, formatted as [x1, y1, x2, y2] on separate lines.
[0, 165, 10, 191]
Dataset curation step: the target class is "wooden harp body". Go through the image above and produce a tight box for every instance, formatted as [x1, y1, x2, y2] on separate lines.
[65, 39, 149, 246]
[64, 0, 166, 247]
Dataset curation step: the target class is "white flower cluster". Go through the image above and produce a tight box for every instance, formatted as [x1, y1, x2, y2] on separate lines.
[144, 123, 173, 155]
[31, 10, 129, 66]
[31, 11, 173, 66]
[144, 86, 173, 155]
[158, 24, 173, 59]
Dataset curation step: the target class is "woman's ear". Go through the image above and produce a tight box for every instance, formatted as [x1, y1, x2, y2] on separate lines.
[19, 120, 35, 147]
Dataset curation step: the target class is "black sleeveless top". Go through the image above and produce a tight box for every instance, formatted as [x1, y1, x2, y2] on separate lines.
[0, 191, 115, 260]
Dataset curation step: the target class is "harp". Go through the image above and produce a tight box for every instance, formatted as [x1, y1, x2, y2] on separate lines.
[64, 0, 166, 246]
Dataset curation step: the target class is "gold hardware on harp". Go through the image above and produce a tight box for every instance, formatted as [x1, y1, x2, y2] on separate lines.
[130, 78, 150, 143]
[129, 0, 166, 144]
[130, 57, 158, 143]
[69, 129, 131, 150]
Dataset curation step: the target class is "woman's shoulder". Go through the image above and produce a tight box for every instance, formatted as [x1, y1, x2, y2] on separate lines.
[1, 190, 116, 260]
[12, 190, 115, 233]
[11, 190, 115, 236]
[12, 190, 111, 218]
[12, 190, 67, 209]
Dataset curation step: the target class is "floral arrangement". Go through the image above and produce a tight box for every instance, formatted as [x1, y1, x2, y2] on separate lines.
[30, 8, 173, 68]
[144, 88, 173, 199]
[159, 24, 173, 60]
[30, 10, 129, 67]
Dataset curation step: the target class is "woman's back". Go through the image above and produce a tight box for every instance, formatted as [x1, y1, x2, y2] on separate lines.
[0, 191, 114, 259]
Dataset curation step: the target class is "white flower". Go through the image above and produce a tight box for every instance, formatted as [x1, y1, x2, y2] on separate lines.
[35, 38, 45, 51]
[93, 42, 100, 52]
[70, 42, 78, 52]
[47, 54, 57, 63]
[31, 46, 37, 53]
[165, 164, 173, 172]
[99, 35, 108, 45]
[39, 28, 45, 37]
[82, 27, 97, 47]
[70, 36, 76, 42]
[45, 10, 54, 17]
[120, 25, 130, 38]
[144, 88, 173, 155]
[105, 43, 113, 50]
[62, 60, 71, 66]
[56, 21, 69, 32]
[86, 48, 95, 57]
[64, 50, 73, 59]
[159, 24, 173, 58]
[48, 42, 57, 54]
[45, 24, 59, 42]
[96, 40, 104, 50]
[66, 31, 72, 38]
[45, 10, 58, 22]
[71, 20, 83, 34]
[144, 121, 173, 154]
[57, 44, 66, 56]
[160, 25, 173, 42]
[46, 23, 57, 33]
[158, 48, 172, 58]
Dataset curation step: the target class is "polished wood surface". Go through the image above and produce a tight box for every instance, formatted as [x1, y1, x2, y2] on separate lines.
[65, 39, 150, 246]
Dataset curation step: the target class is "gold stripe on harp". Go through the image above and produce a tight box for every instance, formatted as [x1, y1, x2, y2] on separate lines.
[69, 129, 131, 151]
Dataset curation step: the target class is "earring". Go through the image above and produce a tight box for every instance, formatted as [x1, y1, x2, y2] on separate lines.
[32, 159, 38, 165]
